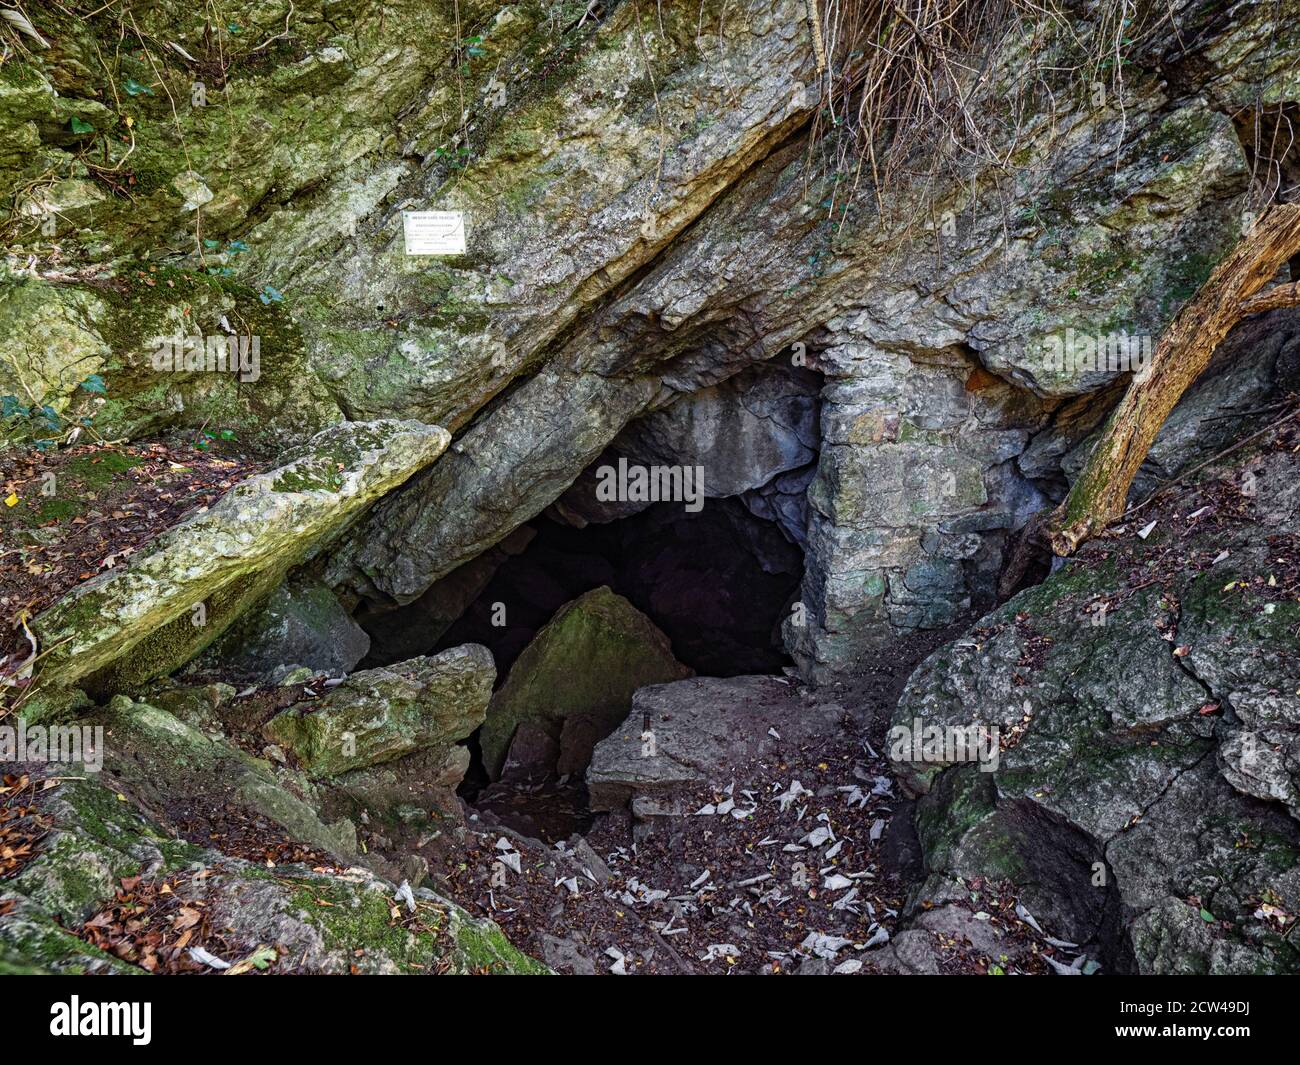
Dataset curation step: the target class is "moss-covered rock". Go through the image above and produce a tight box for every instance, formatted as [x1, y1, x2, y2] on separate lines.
[480, 586, 692, 779]
[0, 772, 545, 974]
[263, 644, 494, 778]
[894, 445, 1300, 974]
[30, 418, 449, 693]
[194, 572, 371, 683]
[99, 694, 359, 860]
[0, 268, 341, 451]
[3, 774, 202, 929]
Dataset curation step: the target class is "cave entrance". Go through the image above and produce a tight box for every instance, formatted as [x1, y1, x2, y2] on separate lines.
[433, 496, 804, 679]
[360, 359, 824, 839]
[436, 490, 808, 839]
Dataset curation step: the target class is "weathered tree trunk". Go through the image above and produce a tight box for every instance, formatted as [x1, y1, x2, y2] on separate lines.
[1046, 202, 1300, 556]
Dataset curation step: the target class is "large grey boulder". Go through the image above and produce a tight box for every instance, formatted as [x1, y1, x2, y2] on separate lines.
[587, 675, 844, 813]
[195, 573, 371, 683]
[891, 444, 1300, 974]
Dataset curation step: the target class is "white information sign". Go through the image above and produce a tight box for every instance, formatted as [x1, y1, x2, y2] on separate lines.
[403, 210, 466, 255]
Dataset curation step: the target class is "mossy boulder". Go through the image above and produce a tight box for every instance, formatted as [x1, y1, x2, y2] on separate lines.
[0, 270, 340, 451]
[480, 587, 692, 779]
[30, 418, 449, 694]
[0, 276, 109, 449]
[99, 694, 359, 860]
[263, 644, 494, 779]
[893, 445, 1300, 974]
[0, 772, 544, 975]
[2, 774, 202, 934]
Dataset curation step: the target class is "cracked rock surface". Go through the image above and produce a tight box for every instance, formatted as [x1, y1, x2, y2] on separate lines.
[892, 433, 1300, 974]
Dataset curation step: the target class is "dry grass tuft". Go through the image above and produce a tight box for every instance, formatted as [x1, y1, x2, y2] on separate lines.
[803, 0, 1171, 221]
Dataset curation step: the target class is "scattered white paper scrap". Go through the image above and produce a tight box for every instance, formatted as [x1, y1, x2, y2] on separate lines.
[394, 880, 416, 913]
[801, 932, 853, 959]
[1045, 954, 1086, 975]
[189, 946, 231, 970]
[833, 959, 863, 974]
[1015, 901, 1044, 934]
[495, 844, 522, 875]
[1137, 519, 1158, 540]
[862, 926, 890, 949]
[776, 780, 812, 812]
[403, 210, 466, 255]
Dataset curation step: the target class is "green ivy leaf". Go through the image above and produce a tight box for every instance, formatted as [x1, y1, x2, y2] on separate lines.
[123, 78, 153, 96]
[79, 373, 107, 394]
[1200, 908, 1215, 922]
[69, 116, 95, 134]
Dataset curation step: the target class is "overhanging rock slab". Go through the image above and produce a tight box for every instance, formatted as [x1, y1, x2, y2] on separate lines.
[32, 419, 450, 693]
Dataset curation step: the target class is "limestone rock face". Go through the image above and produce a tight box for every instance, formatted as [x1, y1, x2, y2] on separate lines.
[263, 644, 495, 779]
[5, 0, 1296, 684]
[0, 271, 340, 450]
[31, 419, 449, 692]
[619, 361, 820, 499]
[0, 278, 109, 449]
[479, 587, 691, 780]
[546, 361, 821, 546]
[322, 4, 1285, 669]
[890, 445, 1300, 974]
[787, 335, 1048, 679]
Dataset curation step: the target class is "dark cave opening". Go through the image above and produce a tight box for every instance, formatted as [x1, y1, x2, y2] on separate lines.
[433, 494, 804, 680]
